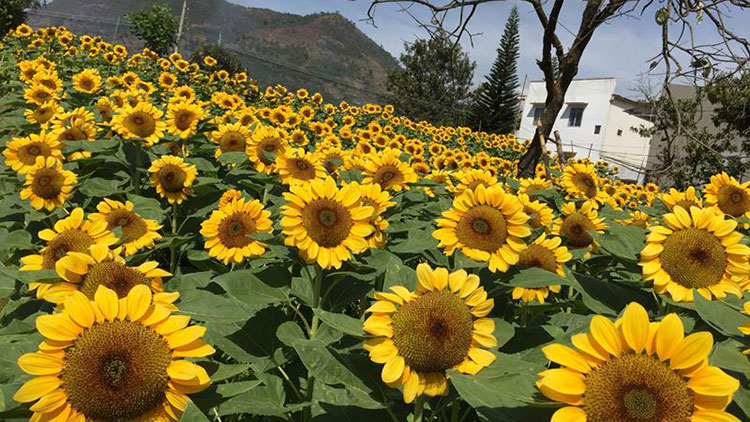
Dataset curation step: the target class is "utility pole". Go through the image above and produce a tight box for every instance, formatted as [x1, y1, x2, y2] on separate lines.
[175, 0, 187, 53]
[112, 16, 120, 44]
[218, 32, 222, 46]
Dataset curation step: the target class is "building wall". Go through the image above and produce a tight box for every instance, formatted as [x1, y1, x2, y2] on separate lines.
[601, 98, 654, 183]
[518, 78, 617, 163]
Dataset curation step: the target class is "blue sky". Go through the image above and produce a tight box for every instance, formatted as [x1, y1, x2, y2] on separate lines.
[233, 0, 749, 97]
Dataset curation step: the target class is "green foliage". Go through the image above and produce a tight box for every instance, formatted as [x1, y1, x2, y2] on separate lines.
[124, 3, 178, 56]
[386, 31, 476, 126]
[0, 0, 42, 35]
[469, 6, 520, 134]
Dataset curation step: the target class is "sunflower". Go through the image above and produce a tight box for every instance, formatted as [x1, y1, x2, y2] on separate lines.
[247, 125, 287, 174]
[72, 68, 101, 93]
[363, 263, 497, 403]
[14, 285, 213, 422]
[89, 198, 163, 256]
[703, 172, 750, 218]
[551, 202, 608, 250]
[452, 169, 498, 196]
[111, 101, 166, 146]
[200, 198, 273, 264]
[517, 177, 552, 200]
[44, 244, 171, 305]
[25, 101, 63, 128]
[640, 206, 749, 302]
[280, 177, 373, 269]
[617, 210, 651, 228]
[275, 148, 326, 186]
[148, 155, 197, 204]
[166, 101, 204, 139]
[349, 181, 396, 248]
[362, 148, 418, 191]
[24, 84, 60, 106]
[512, 234, 571, 304]
[21, 208, 117, 299]
[20, 157, 77, 211]
[741, 302, 750, 355]
[538, 302, 741, 422]
[519, 193, 555, 230]
[3, 131, 64, 173]
[219, 189, 243, 208]
[660, 186, 703, 211]
[211, 122, 251, 159]
[561, 163, 608, 204]
[434, 184, 530, 272]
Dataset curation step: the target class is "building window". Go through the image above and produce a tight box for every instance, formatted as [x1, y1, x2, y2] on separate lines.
[532, 106, 545, 126]
[569, 107, 584, 127]
[617, 129, 623, 136]
[594, 125, 601, 134]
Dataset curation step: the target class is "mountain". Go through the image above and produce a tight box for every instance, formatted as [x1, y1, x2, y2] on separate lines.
[27, 0, 399, 103]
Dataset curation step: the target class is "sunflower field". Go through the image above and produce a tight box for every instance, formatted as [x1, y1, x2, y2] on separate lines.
[1, 24, 750, 422]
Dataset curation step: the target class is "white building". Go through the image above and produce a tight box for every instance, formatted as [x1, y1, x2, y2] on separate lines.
[518, 78, 653, 183]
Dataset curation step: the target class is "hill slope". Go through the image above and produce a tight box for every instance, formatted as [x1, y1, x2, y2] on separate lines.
[27, 0, 398, 103]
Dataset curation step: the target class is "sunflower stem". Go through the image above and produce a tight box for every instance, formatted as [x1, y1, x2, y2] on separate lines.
[304, 265, 323, 422]
[450, 400, 460, 422]
[169, 203, 178, 273]
[414, 395, 427, 422]
[133, 148, 142, 194]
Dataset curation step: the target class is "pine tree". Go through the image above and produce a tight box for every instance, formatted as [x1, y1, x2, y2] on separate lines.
[471, 6, 520, 134]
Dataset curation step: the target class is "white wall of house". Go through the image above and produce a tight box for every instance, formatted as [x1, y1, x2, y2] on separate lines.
[601, 97, 654, 182]
[518, 78, 653, 183]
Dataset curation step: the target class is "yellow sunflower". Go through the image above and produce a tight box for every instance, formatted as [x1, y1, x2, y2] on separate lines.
[46, 244, 172, 305]
[348, 181, 396, 248]
[24, 84, 60, 106]
[219, 189, 243, 208]
[89, 198, 163, 256]
[148, 155, 197, 204]
[280, 177, 373, 269]
[538, 302, 741, 422]
[111, 101, 166, 146]
[551, 202, 608, 250]
[14, 285, 213, 422]
[660, 186, 703, 211]
[519, 193, 555, 230]
[20, 157, 77, 211]
[24, 101, 63, 128]
[434, 184, 530, 272]
[247, 124, 287, 174]
[72, 68, 101, 94]
[275, 148, 326, 186]
[640, 206, 750, 302]
[3, 131, 64, 173]
[21, 208, 118, 298]
[166, 101, 204, 139]
[703, 172, 750, 218]
[211, 122, 251, 159]
[452, 168, 498, 196]
[200, 198, 273, 264]
[363, 263, 497, 403]
[362, 148, 418, 192]
[512, 233, 572, 304]
[561, 163, 608, 204]
[617, 210, 651, 228]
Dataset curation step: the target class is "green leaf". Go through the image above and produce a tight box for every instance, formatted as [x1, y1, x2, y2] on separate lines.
[590, 223, 646, 262]
[711, 340, 750, 373]
[179, 402, 209, 422]
[79, 177, 126, 197]
[508, 267, 571, 289]
[316, 309, 365, 337]
[213, 268, 290, 307]
[218, 151, 248, 165]
[694, 294, 748, 337]
[16, 269, 59, 285]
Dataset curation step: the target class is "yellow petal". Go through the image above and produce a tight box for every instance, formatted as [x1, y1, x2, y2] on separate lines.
[542, 344, 590, 374]
[381, 356, 405, 384]
[167, 360, 198, 381]
[94, 285, 119, 321]
[670, 332, 713, 370]
[126, 284, 153, 321]
[13, 376, 62, 403]
[18, 353, 63, 376]
[538, 368, 586, 396]
[167, 325, 207, 349]
[621, 302, 650, 353]
[551, 406, 587, 422]
[687, 366, 740, 396]
[63, 292, 95, 328]
[655, 313, 684, 361]
[36, 313, 82, 342]
[690, 409, 742, 422]
[589, 315, 621, 356]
